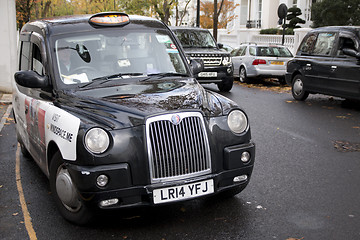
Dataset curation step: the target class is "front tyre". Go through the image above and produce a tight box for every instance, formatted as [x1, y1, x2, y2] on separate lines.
[217, 77, 233, 92]
[291, 74, 309, 101]
[50, 152, 93, 225]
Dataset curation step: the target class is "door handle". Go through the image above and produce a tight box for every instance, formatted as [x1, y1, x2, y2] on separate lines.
[331, 66, 337, 71]
[306, 63, 311, 67]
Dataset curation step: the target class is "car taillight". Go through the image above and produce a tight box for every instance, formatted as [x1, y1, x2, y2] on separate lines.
[252, 59, 267, 65]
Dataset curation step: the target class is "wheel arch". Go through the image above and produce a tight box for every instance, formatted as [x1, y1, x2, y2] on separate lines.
[46, 140, 61, 177]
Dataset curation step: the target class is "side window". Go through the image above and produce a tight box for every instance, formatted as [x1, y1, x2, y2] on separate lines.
[298, 33, 317, 54]
[249, 47, 256, 56]
[20, 41, 31, 70]
[313, 32, 336, 56]
[32, 44, 45, 75]
[240, 46, 247, 56]
[337, 37, 357, 56]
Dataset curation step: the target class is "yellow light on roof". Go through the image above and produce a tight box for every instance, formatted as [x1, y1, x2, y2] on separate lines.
[89, 13, 130, 26]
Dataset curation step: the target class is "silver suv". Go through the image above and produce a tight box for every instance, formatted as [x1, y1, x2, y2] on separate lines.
[231, 43, 293, 84]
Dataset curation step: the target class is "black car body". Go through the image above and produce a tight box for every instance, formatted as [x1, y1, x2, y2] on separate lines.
[13, 13, 255, 225]
[171, 27, 234, 92]
[286, 26, 360, 101]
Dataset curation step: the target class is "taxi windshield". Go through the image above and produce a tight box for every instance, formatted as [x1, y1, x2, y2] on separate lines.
[54, 29, 188, 86]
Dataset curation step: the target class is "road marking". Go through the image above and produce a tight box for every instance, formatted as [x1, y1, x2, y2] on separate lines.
[0, 105, 13, 132]
[16, 143, 38, 240]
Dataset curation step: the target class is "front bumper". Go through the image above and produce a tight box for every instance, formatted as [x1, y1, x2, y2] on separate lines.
[195, 65, 233, 84]
[67, 142, 255, 210]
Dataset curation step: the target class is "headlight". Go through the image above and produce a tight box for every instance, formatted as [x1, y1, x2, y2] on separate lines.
[222, 56, 231, 65]
[227, 110, 248, 134]
[84, 128, 110, 154]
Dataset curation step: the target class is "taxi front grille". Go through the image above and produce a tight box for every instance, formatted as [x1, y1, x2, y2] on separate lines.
[146, 112, 211, 183]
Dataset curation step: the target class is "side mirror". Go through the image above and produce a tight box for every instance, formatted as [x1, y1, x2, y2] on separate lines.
[14, 70, 49, 88]
[343, 48, 360, 58]
[189, 58, 204, 75]
[217, 43, 224, 49]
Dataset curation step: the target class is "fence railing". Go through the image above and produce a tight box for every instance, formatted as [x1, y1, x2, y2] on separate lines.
[252, 34, 295, 52]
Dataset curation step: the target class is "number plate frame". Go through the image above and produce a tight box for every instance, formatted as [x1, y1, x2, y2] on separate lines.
[153, 179, 214, 204]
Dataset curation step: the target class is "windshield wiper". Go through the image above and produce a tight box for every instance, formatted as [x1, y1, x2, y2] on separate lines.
[140, 72, 189, 82]
[92, 72, 144, 81]
[78, 73, 144, 89]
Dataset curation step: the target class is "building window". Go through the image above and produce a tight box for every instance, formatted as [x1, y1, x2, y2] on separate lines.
[293, 0, 298, 7]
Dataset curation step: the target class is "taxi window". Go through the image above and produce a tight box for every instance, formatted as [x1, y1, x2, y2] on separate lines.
[313, 32, 336, 56]
[55, 29, 187, 85]
[298, 33, 317, 55]
[20, 41, 31, 70]
[32, 44, 45, 75]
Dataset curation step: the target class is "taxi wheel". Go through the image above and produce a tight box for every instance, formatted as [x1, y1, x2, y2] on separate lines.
[291, 74, 309, 101]
[217, 78, 233, 92]
[239, 67, 249, 83]
[50, 152, 93, 225]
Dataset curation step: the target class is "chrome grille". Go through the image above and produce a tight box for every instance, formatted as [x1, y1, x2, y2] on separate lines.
[146, 112, 211, 183]
[201, 56, 222, 66]
[189, 54, 223, 66]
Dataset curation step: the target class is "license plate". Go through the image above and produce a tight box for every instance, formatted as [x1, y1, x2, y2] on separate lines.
[153, 179, 214, 204]
[198, 72, 217, 77]
[270, 61, 284, 65]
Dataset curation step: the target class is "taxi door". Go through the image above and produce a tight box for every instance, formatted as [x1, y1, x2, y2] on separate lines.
[14, 32, 49, 166]
[328, 35, 360, 99]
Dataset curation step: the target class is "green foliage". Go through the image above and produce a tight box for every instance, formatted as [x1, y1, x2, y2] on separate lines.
[260, 28, 294, 35]
[311, 0, 360, 27]
[286, 7, 305, 29]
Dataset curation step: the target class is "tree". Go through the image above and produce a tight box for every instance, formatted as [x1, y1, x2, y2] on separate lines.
[286, 7, 305, 29]
[200, 0, 238, 29]
[311, 0, 360, 27]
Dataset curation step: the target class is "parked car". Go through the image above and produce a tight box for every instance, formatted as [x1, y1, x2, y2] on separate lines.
[286, 26, 360, 101]
[231, 43, 293, 84]
[171, 27, 234, 92]
[13, 12, 255, 225]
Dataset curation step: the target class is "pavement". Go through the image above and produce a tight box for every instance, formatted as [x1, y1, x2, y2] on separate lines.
[0, 93, 12, 126]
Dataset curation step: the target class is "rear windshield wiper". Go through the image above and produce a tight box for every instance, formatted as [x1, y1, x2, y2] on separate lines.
[140, 72, 189, 82]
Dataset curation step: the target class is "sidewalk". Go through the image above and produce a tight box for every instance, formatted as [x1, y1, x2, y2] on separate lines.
[0, 93, 12, 122]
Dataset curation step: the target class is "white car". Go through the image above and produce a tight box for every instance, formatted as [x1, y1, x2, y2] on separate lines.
[231, 43, 293, 84]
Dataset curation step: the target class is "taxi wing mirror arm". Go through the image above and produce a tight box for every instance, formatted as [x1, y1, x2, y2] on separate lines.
[342, 48, 360, 59]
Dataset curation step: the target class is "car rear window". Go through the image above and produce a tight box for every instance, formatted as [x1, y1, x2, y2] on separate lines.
[256, 46, 293, 57]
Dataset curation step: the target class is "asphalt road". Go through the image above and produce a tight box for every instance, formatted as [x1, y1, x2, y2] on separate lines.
[1, 81, 360, 240]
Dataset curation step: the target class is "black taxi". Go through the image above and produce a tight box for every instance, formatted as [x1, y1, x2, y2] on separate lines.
[286, 26, 360, 101]
[13, 12, 255, 225]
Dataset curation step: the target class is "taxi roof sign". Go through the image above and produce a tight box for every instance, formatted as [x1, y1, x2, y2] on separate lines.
[89, 12, 130, 27]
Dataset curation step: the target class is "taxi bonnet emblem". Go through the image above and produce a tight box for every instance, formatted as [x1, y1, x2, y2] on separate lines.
[171, 114, 181, 125]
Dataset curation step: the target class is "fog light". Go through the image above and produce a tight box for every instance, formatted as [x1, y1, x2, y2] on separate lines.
[233, 175, 248, 183]
[241, 151, 251, 163]
[99, 198, 119, 207]
[96, 174, 109, 187]
[227, 67, 232, 74]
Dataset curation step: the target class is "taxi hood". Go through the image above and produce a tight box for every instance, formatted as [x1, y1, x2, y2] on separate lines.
[56, 78, 235, 130]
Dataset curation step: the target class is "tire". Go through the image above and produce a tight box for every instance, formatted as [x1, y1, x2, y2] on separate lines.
[49, 152, 93, 225]
[291, 74, 309, 101]
[239, 67, 249, 83]
[217, 77, 233, 92]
